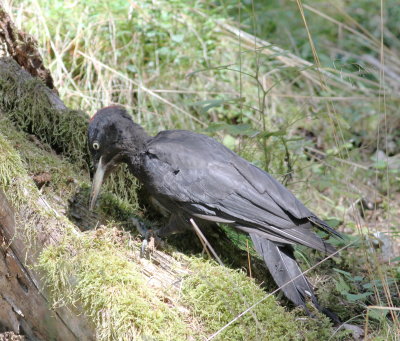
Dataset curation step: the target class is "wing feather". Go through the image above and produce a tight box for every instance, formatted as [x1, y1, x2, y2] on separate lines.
[143, 130, 340, 250]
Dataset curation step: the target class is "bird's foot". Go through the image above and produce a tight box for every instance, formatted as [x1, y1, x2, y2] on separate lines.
[130, 217, 160, 257]
[129, 217, 166, 257]
[140, 228, 164, 258]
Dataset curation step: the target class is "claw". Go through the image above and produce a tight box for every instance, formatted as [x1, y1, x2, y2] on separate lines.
[140, 229, 153, 258]
[140, 239, 148, 258]
[141, 229, 165, 257]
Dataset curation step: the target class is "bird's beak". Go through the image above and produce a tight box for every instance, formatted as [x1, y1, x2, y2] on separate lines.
[89, 156, 106, 211]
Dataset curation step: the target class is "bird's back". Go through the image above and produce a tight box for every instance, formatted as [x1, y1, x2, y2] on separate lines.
[142, 130, 312, 221]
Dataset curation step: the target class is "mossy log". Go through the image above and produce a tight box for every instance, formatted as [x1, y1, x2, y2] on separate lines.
[0, 190, 94, 340]
[0, 57, 96, 339]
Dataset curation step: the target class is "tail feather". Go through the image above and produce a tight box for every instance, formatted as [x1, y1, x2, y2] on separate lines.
[250, 233, 341, 322]
[250, 233, 317, 308]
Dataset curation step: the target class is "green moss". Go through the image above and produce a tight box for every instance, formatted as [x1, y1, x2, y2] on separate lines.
[0, 59, 89, 166]
[37, 229, 346, 341]
[38, 230, 192, 341]
[101, 164, 140, 215]
[182, 258, 337, 341]
[98, 192, 139, 223]
[0, 132, 38, 206]
[0, 116, 86, 199]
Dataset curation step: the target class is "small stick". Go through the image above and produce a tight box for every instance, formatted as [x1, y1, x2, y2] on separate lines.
[246, 240, 252, 278]
[189, 219, 212, 259]
[190, 218, 224, 267]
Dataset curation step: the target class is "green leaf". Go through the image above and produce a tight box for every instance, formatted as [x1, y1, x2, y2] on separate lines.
[193, 97, 245, 115]
[258, 130, 286, 139]
[353, 276, 364, 282]
[362, 278, 395, 289]
[222, 135, 236, 150]
[325, 218, 342, 228]
[171, 34, 184, 43]
[333, 268, 353, 279]
[372, 160, 388, 170]
[335, 276, 350, 294]
[157, 46, 171, 55]
[226, 124, 259, 137]
[368, 308, 389, 321]
[204, 122, 226, 133]
[126, 65, 137, 73]
[345, 292, 373, 302]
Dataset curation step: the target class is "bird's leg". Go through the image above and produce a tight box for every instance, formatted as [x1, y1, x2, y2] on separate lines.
[142, 229, 160, 257]
[130, 217, 162, 257]
[130, 217, 149, 238]
[156, 214, 190, 237]
[139, 214, 190, 257]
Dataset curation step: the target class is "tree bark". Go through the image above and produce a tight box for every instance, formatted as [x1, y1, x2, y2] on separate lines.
[0, 190, 95, 341]
[0, 5, 57, 92]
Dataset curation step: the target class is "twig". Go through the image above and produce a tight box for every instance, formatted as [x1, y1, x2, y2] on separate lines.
[246, 240, 252, 278]
[189, 218, 224, 266]
[191, 221, 212, 259]
[304, 146, 369, 170]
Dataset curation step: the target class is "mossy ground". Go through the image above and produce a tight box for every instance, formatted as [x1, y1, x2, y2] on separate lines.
[182, 259, 347, 341]
[38, 225, 348, 341]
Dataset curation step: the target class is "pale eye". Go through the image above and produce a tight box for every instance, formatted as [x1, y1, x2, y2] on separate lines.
[92, 141, 100, 150]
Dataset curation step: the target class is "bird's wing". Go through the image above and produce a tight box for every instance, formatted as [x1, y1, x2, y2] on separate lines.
[143, 130, 337, 250]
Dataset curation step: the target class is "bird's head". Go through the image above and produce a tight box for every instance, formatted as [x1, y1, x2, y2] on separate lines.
[88, 106, 148, 210]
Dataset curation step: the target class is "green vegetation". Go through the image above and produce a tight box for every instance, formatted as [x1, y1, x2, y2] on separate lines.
[1, 0, 399, 339]
[0, 129, 37, 206]
[0, 59, 89, 165]
[182, 258, 347, 340]
[0, 59, 139, 206]
[38, 225, 348, 341]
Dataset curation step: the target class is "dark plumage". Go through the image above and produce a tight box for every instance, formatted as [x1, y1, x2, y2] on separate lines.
[88, 106, 341, 320]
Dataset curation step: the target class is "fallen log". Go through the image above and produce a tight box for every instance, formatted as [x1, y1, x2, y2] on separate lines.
[0, 190, 94, 340]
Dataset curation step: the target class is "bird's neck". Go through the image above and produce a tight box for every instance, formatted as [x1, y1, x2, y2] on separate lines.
[131, 123, 150, 146]
[127, 153, 145, 179]
[121, 123, 150, 155]
[123, 124, 151, 178]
